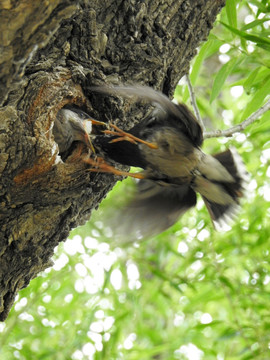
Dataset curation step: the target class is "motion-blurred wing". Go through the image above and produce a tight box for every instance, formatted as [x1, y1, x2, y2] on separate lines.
[108, 179, 197, 241]
[90, 85, 203, 146]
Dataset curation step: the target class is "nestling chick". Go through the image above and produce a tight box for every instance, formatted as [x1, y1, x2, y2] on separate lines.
[91, 85, 248, 237]
[53, 107, 95, 154]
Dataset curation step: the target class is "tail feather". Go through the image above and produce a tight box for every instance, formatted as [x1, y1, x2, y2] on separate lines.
[202, 197, 240, 230]
[196, 147, 248, 230]
[214, 147, 248, 194]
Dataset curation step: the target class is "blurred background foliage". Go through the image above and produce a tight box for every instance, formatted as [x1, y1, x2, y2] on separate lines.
[1, 1, 270, 359]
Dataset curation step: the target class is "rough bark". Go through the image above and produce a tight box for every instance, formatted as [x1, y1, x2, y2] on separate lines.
[0, 0, 225, 320]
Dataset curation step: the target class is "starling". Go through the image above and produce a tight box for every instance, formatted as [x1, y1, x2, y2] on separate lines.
[90, 85, 248, 237]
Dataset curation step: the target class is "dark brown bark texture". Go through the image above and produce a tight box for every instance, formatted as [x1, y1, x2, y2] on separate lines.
[0, 0, 225, 320]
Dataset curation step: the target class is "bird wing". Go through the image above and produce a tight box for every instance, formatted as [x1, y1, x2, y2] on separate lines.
[90, 85, 203, 147]
[107, 179, 197, 241]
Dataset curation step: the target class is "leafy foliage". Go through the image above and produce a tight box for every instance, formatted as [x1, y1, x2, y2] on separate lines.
[1, 1, 270, 359]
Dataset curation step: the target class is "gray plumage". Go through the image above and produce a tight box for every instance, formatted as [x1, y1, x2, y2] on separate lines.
[91, 85, 249, 239]
[53, 108, 93, 153]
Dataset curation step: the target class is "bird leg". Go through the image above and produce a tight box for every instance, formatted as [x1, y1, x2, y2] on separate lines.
[84, 156, 145, 179]
[104, 123, 158, 149]
[83, 118, 108, 153]
[82, 131, 95, 153]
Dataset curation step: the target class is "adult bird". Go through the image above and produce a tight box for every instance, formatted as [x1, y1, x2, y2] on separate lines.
[90, 85, 248, 238]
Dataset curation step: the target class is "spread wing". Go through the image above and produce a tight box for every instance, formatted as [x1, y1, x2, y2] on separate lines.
[106, 179, 197, 241]
[90, 85, 203, 147]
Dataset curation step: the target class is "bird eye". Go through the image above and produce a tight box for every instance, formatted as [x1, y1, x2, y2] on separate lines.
[77, 110, 87, 118]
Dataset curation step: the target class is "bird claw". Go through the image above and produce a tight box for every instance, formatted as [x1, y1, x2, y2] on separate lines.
[83, 118, 108, 153]
[79, 118, 153, 179]
[104, 123, 158, 149]
[84, 156, 145, 179]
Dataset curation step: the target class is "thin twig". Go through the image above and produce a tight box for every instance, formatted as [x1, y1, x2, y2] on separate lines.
[203, 98, 270, 139]
[185, 74, 205, 131]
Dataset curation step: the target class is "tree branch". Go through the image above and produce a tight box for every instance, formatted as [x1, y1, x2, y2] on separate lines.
[185, 74, 205, 131]
[203, 99, 270, 139]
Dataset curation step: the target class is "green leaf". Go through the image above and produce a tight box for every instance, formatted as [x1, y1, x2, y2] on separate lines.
[210, 57, 239, 103]
[241, 76, 270, 120]
[248, 112, 270, 137]
[226, 0, 237, 28]
[241, 18, 270, 31]
[248, 0, 269, 14]
[190, 41, 213, 84]
[182, 39, 223, 102]
[243, 67, 260, 94]
[181, 41, 215, 102]
[256, 42, 270, 52]
[219, 276, 235, 291]
[221, 21, 270, 47]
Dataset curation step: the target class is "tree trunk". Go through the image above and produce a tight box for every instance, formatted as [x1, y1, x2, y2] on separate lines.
[0, 0, 225, 320]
